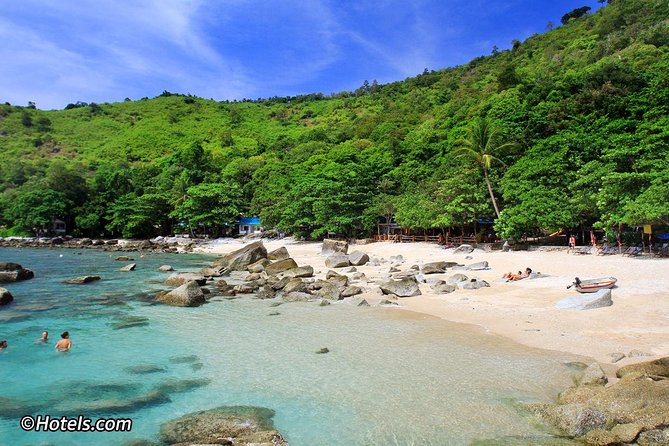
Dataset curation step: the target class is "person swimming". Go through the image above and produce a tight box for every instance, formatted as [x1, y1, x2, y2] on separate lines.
[36, 331, 49, 343]
[0, 340, 7, 350]
[54, 331, 71, 352]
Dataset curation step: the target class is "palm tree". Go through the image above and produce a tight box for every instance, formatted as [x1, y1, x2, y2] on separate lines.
[453, 117, 514, 218]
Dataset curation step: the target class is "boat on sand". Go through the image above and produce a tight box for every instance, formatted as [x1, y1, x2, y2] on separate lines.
[570, 277, 617, 293]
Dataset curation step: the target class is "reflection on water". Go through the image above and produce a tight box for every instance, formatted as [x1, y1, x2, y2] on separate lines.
[0, 248, 581, 445]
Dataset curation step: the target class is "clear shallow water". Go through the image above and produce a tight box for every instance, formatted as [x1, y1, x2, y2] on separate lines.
[0, 247, 580, 445]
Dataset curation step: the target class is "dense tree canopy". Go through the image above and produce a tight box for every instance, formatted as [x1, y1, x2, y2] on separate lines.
[0, 0, 668, 240]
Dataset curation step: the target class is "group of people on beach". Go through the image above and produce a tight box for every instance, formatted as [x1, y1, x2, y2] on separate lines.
[0, 331, 71, 352]
[502, 267, 533, 281]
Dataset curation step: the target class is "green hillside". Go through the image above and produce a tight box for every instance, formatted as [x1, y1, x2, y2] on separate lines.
[1, 0, 668, 239]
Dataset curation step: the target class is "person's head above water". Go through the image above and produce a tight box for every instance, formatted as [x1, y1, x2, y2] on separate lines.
[61, 331, 69, 339]
[42, 331, 48, 340]
[0, 340, 7, 349]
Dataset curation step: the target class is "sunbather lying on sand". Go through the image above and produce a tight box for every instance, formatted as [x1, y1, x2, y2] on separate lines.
[502, 268, 533, 281]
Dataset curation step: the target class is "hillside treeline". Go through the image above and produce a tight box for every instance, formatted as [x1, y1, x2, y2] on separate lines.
[0, 0, 668, 239]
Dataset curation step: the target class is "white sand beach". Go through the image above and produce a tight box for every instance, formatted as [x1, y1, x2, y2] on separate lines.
[196, 239, 669, 369]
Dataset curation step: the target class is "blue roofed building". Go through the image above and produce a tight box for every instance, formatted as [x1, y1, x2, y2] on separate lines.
[238, 216, 262, 235]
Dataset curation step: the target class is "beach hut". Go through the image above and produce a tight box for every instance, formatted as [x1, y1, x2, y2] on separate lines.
[237, 217, 262, 235]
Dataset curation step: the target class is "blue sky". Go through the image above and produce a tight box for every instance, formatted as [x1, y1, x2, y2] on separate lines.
[1, 0, 605, 110]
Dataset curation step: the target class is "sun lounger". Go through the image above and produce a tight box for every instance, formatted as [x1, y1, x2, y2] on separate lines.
[596, 245, 615, 255]
[574, 246, 591, 255]
[622, 246, 642, 256]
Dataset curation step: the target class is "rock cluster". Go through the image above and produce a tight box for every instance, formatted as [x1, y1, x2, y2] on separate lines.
[0, 262, 34, 283]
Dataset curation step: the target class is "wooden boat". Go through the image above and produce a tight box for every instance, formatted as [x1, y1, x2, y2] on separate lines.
[572, 277, 617, 293]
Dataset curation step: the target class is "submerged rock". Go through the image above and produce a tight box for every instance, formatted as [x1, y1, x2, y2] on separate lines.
[63, 276, 101, 284]
[124, 364, 166, 375]
[158, 265, 174, 272]
[169, 355, 200, 364]
[155, 378, 211, 394]
[0, 287, 14, 305]
[159, 406, 289, 446]
[119, 263, 137, 272]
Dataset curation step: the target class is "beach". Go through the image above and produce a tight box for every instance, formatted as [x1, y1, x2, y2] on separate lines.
[197, 238, 669, 370]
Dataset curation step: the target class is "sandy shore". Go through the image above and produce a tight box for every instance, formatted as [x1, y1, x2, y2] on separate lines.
[196, 238, 669, 368]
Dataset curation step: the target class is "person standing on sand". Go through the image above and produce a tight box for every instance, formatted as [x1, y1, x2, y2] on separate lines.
[569, 235, 576, 254]
[55, 332, 71, 352]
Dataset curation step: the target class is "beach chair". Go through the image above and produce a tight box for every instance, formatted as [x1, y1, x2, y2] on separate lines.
[575, 246, 591, 255]
[658, 243, 668, 257]
[623, 246, 642, 256]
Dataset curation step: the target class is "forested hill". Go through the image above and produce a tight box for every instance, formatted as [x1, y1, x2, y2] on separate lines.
[1, 0, 668, 240]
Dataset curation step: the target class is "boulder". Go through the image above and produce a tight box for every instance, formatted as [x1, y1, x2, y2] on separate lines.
[157, 281, 205, 307]
[91, 239, 105, 246]
[120, 263, 136, 272]
[281, 266, 314, 278]
[421, 261, 450, 274]
[283, 278, 308, 294]
[453, 244, 475, 254]
[379, 277, 421, 297]
[78, 238, 92, 246]
[270, 276, 291, 290]
[392, 270, 419, 280]
[378, 299, 398, 306]
[638, 428, 669, 446]
[431, 281, 456, 294]
[115, 256, 134, 261]
[234, 284, 257, 294]
[447, 273, 469, 284]
[264, 258, 298, 275]
[314, 281, 341, 300]
[283, 291, 312, 302]
[0, 262, 34, 283]
[158, 265, 174, 272]
[325, 254, 350, 268]
[159, 406, 288, 446]
[212, 241, 268, 271]
[347, 297, 369, 307]
[105, 239, 119, 245]
[616, 357, 669, 379]
[348, 251, 369, 266]
[341, 286, 363, 297]
[247, 258, 271, 273]
[351, 272, 367, 282]
[198, 267, 222, 277]
[165, 273, 207, 286]
[530, 403, 609, 437]
[555, 289, 612, 310]
[63, 276, 101, 284]
[0, 287, 13, 305]
[466, 261, 489, 270]
[327, 274, 348, 288]
[579, 363, 608, 386]
[256, 286, 276, 300]
[459, 278, 489, 289]
[267, 246, 290, 261]
[321, 238, 348, 256]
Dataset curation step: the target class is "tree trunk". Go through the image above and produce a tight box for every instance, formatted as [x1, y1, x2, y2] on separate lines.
[483, 166, 500, 218]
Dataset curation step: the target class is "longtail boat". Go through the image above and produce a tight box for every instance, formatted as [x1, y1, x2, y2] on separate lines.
[570, 277, 617, 293]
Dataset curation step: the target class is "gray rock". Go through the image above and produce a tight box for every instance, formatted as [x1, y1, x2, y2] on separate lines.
[165, 273, 207, 286]
[447, 273, 469, 284]
[637, 428, 669, 446]
[579, 363, 608, 386]
[431, 281, 456, 294]
[212, 241, 268, 271]
[282, 291, 312, 302]
[283, 278, 307, 294]
[319, 299, 331, 306]
[270, 276, 291, 290]
[321, 238, 348, 256]
[325, 254, 350, 268]
[267, 246, 290, 261]
[315, 281, 341, 300]
[0, 262, 34, 283]
[377, 299, 398, 306]
[350, 272, 367, 282]
[347, 297, 369, 307]
[63, 276, 101, 284]
[115, 256, 134, 261]
[379, 277, 421, 297]
[0, 287, 13, 305]
[316, 347, 330, 354]
[609, 352, 626, 363]
[327, 274, 348, 288]
[342, 266, 357, 273]
[341, 286, 363, 297]
[453, 244, 475, 254]
[555, 289, 612, 310]
[156, 281, 206, 307]
[421, 261, 450, 274]
[281, 265, 314, 278]
[120, 263, 136, 272]
[616, 357, 669, 379]
[459, 278, 489, 289]
[348, 251, 369, 266]
[247, 258, 271, 273]
[159, 406, 288, 446]
[465, 261, 489, 270]
[530, 403, 609, 437]
[392, 270, 419, 280]
[255, 286, 276, 299]
[264, 258, 298, 275]
[158, 265, 173, 272]
[234, 284, 257, 294]
[198, 267, 222, 277]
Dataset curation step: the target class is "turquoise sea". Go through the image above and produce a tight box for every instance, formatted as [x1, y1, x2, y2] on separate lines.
[0, 247, 581, 445]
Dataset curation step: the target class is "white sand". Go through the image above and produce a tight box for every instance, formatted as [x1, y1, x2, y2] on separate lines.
[196, 239, 669, 367]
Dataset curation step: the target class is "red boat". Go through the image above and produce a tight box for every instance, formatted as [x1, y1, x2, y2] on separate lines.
[572, 277, 617, 293]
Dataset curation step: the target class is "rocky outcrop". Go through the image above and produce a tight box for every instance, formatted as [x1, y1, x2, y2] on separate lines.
[159, 405, 288, 446]
[283, 278, 308, 294]
[0, 262, 34, 283]
[165, 273, 207, 286]
[0, 287, 13, 305]
[156, 281, 206, 307]
[212, 241, 268, 271]
[420, 261, 450, 274]
[119, 263, 136, 271]
[321, 238, 348, 256]
[430, 281, 456, 294]
[529, 357, 669, 445]
[555, 289, 612, 310]
[267, 246, 290, 261]
[63, 276, 101, 284]
[348, 251, 369, 266]
[247, 258, 271, 273]
[616, 357, 669, 379]
[264, 258, 298, 275]
[379, 277, 421, 297]
[325, 254, 350, 268]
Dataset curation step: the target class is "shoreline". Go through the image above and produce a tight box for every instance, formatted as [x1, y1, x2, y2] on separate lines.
[194, 238, 669, 371]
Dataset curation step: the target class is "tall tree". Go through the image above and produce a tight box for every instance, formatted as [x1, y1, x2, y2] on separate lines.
[453, 118, 514, 218]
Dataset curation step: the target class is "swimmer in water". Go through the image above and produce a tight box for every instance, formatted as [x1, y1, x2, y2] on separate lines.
[36, 331, 49, 343]
[0, 340, 7, 350]
[54, 332, 71, 352]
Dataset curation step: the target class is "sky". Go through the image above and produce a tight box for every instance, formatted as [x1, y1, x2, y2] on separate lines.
[1, 0, 605, 110]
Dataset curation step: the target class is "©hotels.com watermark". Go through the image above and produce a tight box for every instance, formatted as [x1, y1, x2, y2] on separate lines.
[20, 415, 132, 433]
